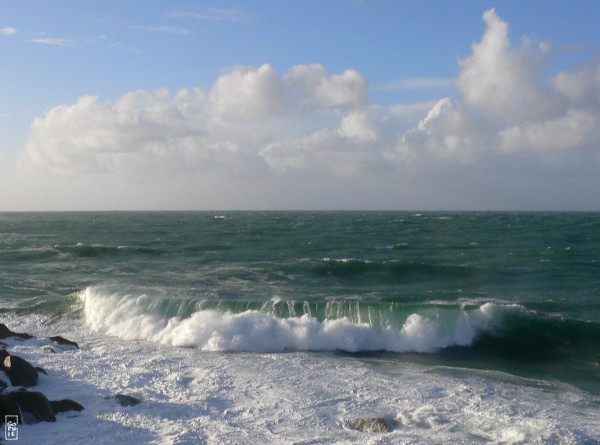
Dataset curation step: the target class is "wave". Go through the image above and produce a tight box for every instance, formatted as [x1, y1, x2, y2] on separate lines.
[0, 246, 59, 262]
[280, 258, 475, 282]
[0, 244, 164, 261]
[9, 285, 600, 363]
[64, 243, 164, 258]
[471, 310, 600, 363]
[79, 286, 503, 353]
[77, 286, 600, 364]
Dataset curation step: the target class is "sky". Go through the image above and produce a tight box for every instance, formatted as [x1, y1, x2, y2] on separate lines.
[1, 1, 600, 211]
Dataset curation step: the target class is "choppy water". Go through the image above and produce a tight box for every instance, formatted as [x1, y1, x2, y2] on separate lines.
[1, 212, 599, 443]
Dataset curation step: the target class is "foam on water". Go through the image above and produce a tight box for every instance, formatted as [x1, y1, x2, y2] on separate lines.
[81, 286, 500, 353]
[2, 313, 599, 444]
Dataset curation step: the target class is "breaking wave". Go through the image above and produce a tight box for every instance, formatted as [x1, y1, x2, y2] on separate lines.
[80, 286, 503, 353]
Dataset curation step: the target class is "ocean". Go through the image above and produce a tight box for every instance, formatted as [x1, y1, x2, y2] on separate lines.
[0, 211, 599, 444]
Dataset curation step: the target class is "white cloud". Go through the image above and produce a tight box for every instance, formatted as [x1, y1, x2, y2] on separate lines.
[259, 124, 386, 178]
[23, 90, 211, 178]
[338, 111, 377, 142]
[1, 27, 17, 36]
[393, 8, 600, 165]
[456, 8, 560, 124]
[167, 8, 248, 22]
[284, 64, 368, 109]
[553, 60, 600, 106]
[259, 138, 308, 174]
[20, 64, 381, 184]
[498, 109, 600, 153]
[30, 37, 74, 47]
[132, 25, 191, 35]
[14, 9, 600, 210]
[209, 64, 286, 122]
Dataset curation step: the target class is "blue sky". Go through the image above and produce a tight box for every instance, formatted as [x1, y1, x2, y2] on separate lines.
[1, 1, 600, 210]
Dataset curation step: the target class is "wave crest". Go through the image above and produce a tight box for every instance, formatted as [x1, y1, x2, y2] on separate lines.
[81, 287, 500, 353]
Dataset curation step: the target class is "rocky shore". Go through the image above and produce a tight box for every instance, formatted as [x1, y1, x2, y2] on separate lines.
[0, 323, 85, 430]
[0, 321, 397, 442]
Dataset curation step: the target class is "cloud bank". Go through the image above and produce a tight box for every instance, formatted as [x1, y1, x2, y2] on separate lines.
[14, 9, 600, 210]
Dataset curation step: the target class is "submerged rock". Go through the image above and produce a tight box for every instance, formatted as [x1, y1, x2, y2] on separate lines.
[348, 417, 393, 433]
[49, 336, 80, 350]
[50, 398, 85, 414]
[105, 394, 142, 407]
[0, 324, 34, 340]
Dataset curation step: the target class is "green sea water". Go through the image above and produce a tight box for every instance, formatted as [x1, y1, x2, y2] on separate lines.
[1, 211, 599, 393]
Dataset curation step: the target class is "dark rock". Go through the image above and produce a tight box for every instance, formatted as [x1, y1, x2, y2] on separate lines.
[105, 394, 141, 407]
[0, 350, 9, 371]
[0, 391, 21, 421]
[50, 399, 84, 413]
[348, 417, 393, 433]
[4, 355, 39, 387]
[0, 324, 34, 340]
[0, 325, 11, 340]
[35, 366, 48, 375]
[0, 391, 55, 424]
[0, 391, 84, 425]
[43, 346, 56, 354]
[49, 336, 79, 349]
[0, 379, 7, 390]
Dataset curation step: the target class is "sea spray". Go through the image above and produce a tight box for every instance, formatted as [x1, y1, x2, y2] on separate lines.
[81, 286, 501, 352]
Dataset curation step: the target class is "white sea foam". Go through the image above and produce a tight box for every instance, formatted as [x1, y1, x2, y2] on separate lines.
[81, 286, 499, 353]
[2, 312, 598, 444]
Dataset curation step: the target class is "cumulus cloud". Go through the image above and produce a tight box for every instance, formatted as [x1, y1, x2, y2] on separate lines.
[337, 111, 377, 142]
[22, 63, 377, 176]
[259, 123, 388, 178]
[553, 60, 600, 106]
[209, 64, 286, 122]
[284, 64, 368, 109]
[24, 90, 210, 177]
[455, 9, 554, 122]
[21, 64, 383, 185]
[390, 8, 600, 165]
[498, 109, 600, 153]
[17, 9, 600, 210]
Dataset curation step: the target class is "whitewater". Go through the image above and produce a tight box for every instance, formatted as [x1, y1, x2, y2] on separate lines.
[81, 286, 502, 353]
[1, 211, 599, 443]
[3, 308, 598, 444]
